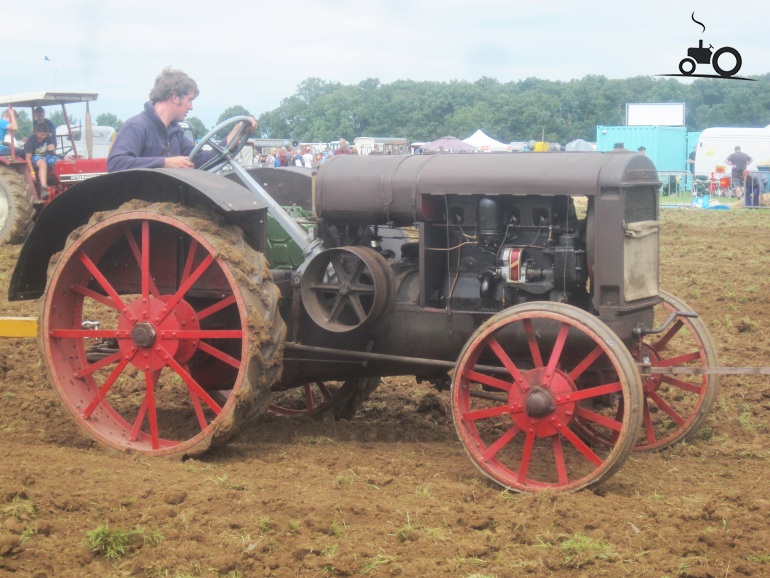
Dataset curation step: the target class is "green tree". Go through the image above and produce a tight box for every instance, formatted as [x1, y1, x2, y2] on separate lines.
[215, 105, 252, 138]
[184, 116, 207, 140]
[48, 111, 68, 130]
[95, 113, 124, 132]
[15, 110, 32, 139]
[254, 74, 770, 145]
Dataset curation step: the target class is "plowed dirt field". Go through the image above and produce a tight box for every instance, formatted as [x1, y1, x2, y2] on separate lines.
[2, 205, 770, 577]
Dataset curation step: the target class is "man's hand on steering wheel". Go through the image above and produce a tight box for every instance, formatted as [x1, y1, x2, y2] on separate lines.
[188, 116, 258, 173]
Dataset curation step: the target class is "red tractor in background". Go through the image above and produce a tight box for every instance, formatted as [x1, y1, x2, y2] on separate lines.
[0, 92, 109, 245]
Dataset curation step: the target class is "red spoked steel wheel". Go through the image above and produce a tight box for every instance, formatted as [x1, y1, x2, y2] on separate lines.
[269, 377, 381, 419]
[576, 290, 719, 451]
[452, 302, 643, 493]
[39, 202, 285, 457]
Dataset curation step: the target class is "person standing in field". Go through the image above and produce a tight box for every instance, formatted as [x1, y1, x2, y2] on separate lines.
[725, 145, 753, 197]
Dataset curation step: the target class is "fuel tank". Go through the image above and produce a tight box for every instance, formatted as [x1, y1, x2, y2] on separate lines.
[314, 152, 659, 226]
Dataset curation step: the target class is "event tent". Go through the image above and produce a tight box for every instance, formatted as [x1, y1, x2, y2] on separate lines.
[421, 135, 478, 153]
[565, 139, 595, 151]
[463, 129, 509, 152]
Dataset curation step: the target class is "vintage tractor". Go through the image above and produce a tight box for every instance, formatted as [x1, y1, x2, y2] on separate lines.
[8, 118, 720, 492]
[0, 92, 108, 245]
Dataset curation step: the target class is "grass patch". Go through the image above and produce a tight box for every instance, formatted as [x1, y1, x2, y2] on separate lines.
[257, 515, 272, 533]
[695, 426, 715, 442]
[329, 516, 346, 538]
[85, 524, 162, 560]
[394, 512, 415, 543]
[2, 496, 36, 519]
[738, 405, 768, 433]
[333, 473, 353, 486]
[360, 552, 395, 574]
[559, 532, 618, 568]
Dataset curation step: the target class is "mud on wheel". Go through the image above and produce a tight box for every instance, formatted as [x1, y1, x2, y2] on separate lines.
[39, 201, 286, 457]
[0, 166, 35, 245]
[452, 302, 643, 493]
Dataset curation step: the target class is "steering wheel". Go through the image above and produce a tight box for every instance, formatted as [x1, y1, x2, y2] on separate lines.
[188, 115, 253, 173]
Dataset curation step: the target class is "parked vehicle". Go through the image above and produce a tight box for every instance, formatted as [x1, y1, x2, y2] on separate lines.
[9, 117, 719, 493]
[693, 127, 770, 178]
[353, 137, 409, 155]
[0, 92, 107, 244]
[55, 124, 115, 159]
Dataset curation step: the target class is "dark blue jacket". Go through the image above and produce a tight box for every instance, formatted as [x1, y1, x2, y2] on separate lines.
[107, 101, 209, 172]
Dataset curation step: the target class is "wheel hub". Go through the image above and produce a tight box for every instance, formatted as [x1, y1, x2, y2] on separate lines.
[117, 296, 200, 371]
[525, 386, 556, 418]
[510, 368, 578, 436]
[131, 322, 157, 347]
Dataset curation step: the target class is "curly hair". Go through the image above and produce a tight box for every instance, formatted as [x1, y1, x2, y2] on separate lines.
[148, 66, 200, 104]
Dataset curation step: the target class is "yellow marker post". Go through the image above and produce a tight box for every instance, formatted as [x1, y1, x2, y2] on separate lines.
[0, 317, 38, 338]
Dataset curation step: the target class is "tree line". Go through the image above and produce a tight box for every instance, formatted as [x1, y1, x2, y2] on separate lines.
[12, 74, 770, 145]
[257, 74, 770, 144]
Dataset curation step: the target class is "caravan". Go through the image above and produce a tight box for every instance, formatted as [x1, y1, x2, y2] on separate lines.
[694, 127, 770, 178]
[353, 137, 409, 155]
[55, 124, 115, 159]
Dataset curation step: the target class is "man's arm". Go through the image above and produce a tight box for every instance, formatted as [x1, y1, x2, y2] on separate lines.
[4, 107, 18, 133]
[107, 123, 192, 172]
[108, 124, 165, 172]
[24, 143, 36, 176]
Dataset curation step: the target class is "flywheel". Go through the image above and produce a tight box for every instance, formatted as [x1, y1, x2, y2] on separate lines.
[300, 246, 395, 333]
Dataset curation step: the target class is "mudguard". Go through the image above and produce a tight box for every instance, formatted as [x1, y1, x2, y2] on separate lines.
[9, 168, 268, 301]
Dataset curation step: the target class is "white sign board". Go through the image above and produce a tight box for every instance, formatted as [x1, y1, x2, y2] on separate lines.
[626, 103, 685, 126]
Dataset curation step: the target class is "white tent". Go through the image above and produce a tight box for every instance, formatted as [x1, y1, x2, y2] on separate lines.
[565, 139, 595, 152]
[463, 129, 509, 152]
[421, 136, 478, 153]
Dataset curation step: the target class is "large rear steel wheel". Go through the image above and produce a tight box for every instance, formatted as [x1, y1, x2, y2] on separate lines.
[39, 201, 285, 457]
[452, 302, 643, 493]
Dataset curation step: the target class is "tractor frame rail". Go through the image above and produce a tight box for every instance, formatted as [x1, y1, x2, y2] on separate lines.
[2, 317, 768, 377]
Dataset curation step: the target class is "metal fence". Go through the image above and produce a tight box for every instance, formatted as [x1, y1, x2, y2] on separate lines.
[657, 171, 690, 196]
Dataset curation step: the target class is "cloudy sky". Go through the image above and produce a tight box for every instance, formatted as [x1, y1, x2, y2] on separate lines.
[5, 0, 770, 129]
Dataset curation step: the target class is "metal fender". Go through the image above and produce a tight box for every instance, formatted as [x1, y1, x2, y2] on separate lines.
[9, 168, 268, 301]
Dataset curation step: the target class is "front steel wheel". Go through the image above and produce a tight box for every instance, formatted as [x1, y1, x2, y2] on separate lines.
[452, 302, 643, 493]
[40, 202, 285, 457]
